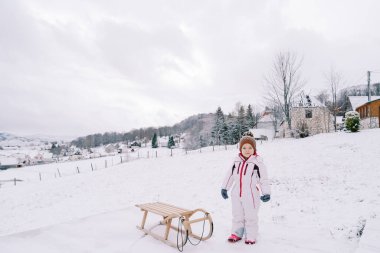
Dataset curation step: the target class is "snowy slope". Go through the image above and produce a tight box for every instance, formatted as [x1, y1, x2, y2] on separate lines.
[0, 129, 380, 253]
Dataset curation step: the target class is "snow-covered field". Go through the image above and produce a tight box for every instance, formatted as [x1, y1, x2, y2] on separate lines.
[0, 129, 379, 253]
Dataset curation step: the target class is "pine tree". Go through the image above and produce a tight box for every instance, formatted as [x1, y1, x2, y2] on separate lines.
[237, 106, 249, 138]
[212, 106, 227, 145]
[199, 135, 207, 148]
[167, 136, 175, 149]
[246, 104, 255, 129]
[228, 121, 240, 144]
[221, 121, 229, 145]
[151, 133, 158, 148]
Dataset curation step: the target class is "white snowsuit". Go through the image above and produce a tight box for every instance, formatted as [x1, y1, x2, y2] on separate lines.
[222, 153, 271, 241]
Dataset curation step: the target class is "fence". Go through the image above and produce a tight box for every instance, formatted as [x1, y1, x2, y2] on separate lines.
[0, 144, 244, 188]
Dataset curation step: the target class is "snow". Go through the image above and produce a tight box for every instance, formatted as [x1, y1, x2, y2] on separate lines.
[250, 128, 275, 139]
[348, 96, 380, 110]
[1, 129, 380, 252]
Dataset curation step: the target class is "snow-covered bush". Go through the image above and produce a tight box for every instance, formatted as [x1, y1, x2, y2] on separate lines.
[345, 111, 360, 132]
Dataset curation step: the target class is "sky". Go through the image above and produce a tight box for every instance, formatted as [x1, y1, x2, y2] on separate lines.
[1, 0, 380, 138]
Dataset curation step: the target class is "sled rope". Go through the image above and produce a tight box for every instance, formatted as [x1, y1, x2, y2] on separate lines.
[176, 213, 207, 252]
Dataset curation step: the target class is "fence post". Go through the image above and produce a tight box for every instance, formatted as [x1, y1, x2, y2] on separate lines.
[39, 173, 42, 181]
[57, 168, 61, 177]
[14, 178, 16, 186]
[91, 163, 94, 171]
[120, 156, 122, 163]
[77, 166, 80, 174]
[170, 149, 173, 157]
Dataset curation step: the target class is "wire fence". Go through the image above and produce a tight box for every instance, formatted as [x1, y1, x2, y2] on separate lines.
[0, 144, 241, 189]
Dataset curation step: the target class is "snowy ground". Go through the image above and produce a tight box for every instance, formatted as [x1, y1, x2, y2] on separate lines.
[0, 129, 379, 252]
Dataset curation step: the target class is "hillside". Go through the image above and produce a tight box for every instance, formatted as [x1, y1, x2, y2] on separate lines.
[70, 113, 217, 150]
[0, 129, 379, 252]
[0, 132, 68, 148]
[173, 113, 215, 149]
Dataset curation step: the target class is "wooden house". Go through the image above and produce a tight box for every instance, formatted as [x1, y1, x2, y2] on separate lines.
[348, 96, 380, 128]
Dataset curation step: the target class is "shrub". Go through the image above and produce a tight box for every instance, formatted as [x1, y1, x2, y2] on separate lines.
[345, 111, 360, 132]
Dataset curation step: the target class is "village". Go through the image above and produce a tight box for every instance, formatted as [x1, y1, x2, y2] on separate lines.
[1, 90, 379, 172]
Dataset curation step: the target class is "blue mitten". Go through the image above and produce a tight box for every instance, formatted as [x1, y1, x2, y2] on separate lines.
[221, 189, 228, 199]
[260, 194, 270, 202]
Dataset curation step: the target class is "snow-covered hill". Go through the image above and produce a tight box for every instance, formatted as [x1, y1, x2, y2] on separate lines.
[0, 132, 72, 147]
[0, 129, 379, 253]
[0, 133, 49, 149]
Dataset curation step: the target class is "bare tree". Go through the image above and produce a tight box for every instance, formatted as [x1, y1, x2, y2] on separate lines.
[325, 67, 343, 131]
[265, 51, 305, 131]
[315, 89, 330, 106]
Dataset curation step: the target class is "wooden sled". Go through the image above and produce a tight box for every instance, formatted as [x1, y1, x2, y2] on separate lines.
[135, 202, 213, 249]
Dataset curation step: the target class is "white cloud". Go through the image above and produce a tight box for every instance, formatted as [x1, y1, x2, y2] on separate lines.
[1, 0, 380, 137]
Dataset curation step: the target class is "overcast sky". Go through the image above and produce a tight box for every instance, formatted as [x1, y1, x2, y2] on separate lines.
[2, 0, 380, 138]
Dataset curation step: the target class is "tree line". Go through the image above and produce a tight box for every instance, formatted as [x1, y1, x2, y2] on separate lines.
[71, 126, 180, 149]
[211, 104, 260, 145]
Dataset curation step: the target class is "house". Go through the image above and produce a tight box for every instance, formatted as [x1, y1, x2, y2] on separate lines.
[0, 157, 21, 170]
[117, 144, 129, 154]
[348, 96, 380, 129]
[257, 109, 276, 129]
[105, 144, 117, 153]
[256, 108, 279, 139]
[129, 141, 141, 148]
[279, 94, 334, 138]
[158, 136, 168, 147]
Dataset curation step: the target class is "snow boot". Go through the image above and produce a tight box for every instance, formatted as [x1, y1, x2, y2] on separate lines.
[227, 234, 242, 242]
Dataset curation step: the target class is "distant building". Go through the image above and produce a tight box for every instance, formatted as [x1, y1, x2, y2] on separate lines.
[279, 94, 334, 138]
[129, 141, 141, 148]
[105, 144, 117, 153]
[255, 109, 277, 139]
[348, 96, 380, 129]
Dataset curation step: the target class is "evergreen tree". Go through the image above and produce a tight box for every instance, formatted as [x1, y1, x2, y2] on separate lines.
[246, 104, 255, 129]
[237, 106, 249, 138]
[50, 142, 62, 156]
[345, 111, 360, 132]
[212, 106, 227, 145]
[199, 135, 207, 148]
[221, 121, 229, 145]
[228, 121, 240, 144]
[151, 133, 158, 148]
[167, 136, 175, 149]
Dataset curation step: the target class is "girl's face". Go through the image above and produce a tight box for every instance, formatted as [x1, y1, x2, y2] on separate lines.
[241, 143, 254, 158]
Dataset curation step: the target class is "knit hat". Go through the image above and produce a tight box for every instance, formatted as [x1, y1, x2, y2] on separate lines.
[239, 132, 256, 153]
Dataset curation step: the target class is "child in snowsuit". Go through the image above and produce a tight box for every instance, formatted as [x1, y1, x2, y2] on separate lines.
[221, 132, 271, 244]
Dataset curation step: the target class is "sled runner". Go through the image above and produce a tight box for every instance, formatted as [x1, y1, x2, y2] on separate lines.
[135, 202, 213, 250]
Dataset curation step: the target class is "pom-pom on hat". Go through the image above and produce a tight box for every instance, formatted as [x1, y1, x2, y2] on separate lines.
[239, 131, 256, 154]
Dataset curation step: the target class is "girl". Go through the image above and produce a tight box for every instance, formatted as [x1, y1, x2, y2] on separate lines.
[221, 132, 271, 244]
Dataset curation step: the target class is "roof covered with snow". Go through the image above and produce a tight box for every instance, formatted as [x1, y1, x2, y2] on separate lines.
[348, 96, 380, 110]
[292, 95, 325, 108]
[258, 114, 274, 123]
